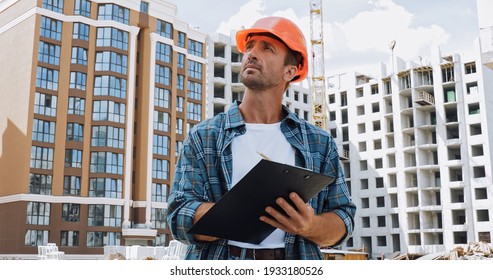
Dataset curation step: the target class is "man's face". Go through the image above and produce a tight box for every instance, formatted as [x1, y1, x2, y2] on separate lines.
[240, 35, 290, 91]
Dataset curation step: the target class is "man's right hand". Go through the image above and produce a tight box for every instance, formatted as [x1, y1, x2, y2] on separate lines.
[193, 202, 219, 242]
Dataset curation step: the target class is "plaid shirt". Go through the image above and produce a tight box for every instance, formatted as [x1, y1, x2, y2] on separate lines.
[167, 102, 356, 260]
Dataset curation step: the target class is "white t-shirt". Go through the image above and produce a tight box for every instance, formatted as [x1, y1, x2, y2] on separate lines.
[228, 122, 296, 249]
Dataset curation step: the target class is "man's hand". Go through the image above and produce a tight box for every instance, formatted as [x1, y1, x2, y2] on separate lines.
[193, 202, 219, 242]
[259, 192, 346, 247]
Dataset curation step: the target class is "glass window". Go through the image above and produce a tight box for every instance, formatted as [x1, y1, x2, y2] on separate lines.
[187, 81, 202, 100]
[97, 3, 129, 25]
[156, 20, 173, 39]
[74, 0, 91, 17]
[30, 146, 54, 170]
[69, 71, 87, 90]
[42, 0, 64, 14]
[72, 22, 89, 41]
[36, 66, 59, 91]
[89, 178, 123, 198]
[177, 74, 184, 90]
[68, 97, 85, 115]
[153, 134, 169, 156]
[151, 208, 167, 229]
[32, 119, 56, 143]
[88, 205, 122, 227]
[34, 92, 57, 117]
[95, 51, 128, 75]
[177, 32, 186, 48]
[60, 231, 79, 247]
[26, 202, 50, 225]
[94, 75, 127, 99]
[156, 42, 172, 63]
[188, 60, 202, 79]
[140, 1, 149, 13]
[187, 102, 202, 122]
[176, 118, 183, 134]
[63, 176, 81, 195]
[92, 100, 126, 124]
[177, 53, 185, 69]
[188, 39, 203, 57]
[91, 126, 125, 149]
[66, 123, 84, 142]
[151, 183, 168, 202]
[153, 111, 170, 132]
[96, 27, 128, 51]
[152, 159, 169, 180]
[62, 203, 80, 222]
[155, 64, 171, 85]
[38, 41, 60, 65]
[154, 87, 170, 109]
[65, 149, 83, 168]
[25, 230, 49, 246]
[176, 96, 184, 112]
[90, 151, 124, 174]
[40, 16, 62, 40]
[87, 231, 121, 247]
[29, 173, 52, 195]
[71, 47, 87, 65]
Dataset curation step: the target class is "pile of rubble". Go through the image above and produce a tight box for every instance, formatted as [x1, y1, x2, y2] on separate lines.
[444, 241, 493, 260]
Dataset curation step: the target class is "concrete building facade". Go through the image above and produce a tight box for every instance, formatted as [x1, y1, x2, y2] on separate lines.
[0, 0, 206, 255]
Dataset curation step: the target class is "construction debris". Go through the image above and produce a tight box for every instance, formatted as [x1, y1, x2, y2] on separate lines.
[393, 242, 493, 260]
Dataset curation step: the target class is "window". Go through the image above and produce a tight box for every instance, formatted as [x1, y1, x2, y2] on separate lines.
[188, 60, 203, 79]
[40, 16, 62, 40]
[30, 146, 54, 170]
[154, 87, 170, 108]
[153, 111, 170, 132]
[377, 236, 387, 246]
[176, 74, 184, 90]
[66, 123, 84, 142]
[475, 188, 488, 200]
[360, 160, 368, 171]
[188, 39, 203, 57]
[376, 177, 384, 188]
[32, 119, 56, 143]
[176, 97, 184, 112]
[26, 202, 50, 225]
[95, 51, 128, 74]
[371, 84, 379, 95]
[74, 0, 91, 17]
[373, 120, 381, 131]
[362, 216, 370, 228]
[71, 47, 87, 65]
[25, 230, 49, 246]
[89, 178, 123, 198]
[155, 65, 171, 85]
[151, 208, 167, 229]
[38, 41, 60, 65]
[175, 141, 183, 156]
[65, 149, 83, 168]
[68, 97, 85, 115]
[94, 76, 127, 99]
[42, 0, 64, 13]
[69, 72, 87, 90]
[140, 1, 149, 13]
[156, 42, 172, 63]
[96, 27, 128, 51]
[378, 216, 386, 227]
[157, 20, 173, 39]
[58, 176, 76, 199]
[177, 32, 186, 48]
[98, 3, 129, 25]
[188, 81, 202, 100]
[176, 118, 183, 134]
[153, 134, 169, 156]
[473, 166, 486, 178]
[376, 196, 385, 207]
[372, 102, 380, 113]
[375, 158, 383, 169]
[73, 22, 89, 40]
[34, 92, 57, 117]
[90, 151, 124, 174]
[88, 205, 122, 227]
[91, 126, 125, 149]
[92, 100, 126, 124]
[468, 103, 480, 115]
[477, 210, 489, 222]
[177, 53, 185, 68]
[29, 173, 52, 195]
[152, 183, 167, 202]
[465, 62, 476, 74]
[62, 203, 80, 222]
[60, 231, 79, 247]
[361, 197, 369, 209]
[360, 179, 368, 190]
[152, 158, 169, 180]
[187, 102, 202, 121]
[36, 66, 59, 90]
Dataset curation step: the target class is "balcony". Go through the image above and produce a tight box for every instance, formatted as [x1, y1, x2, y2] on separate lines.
[415, 91, 435, 106]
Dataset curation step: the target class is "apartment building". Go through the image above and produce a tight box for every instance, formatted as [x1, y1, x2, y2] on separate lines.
[0, 0, 206, 255]
[206, 32, 312, 119]
[328, 37, 493, 258]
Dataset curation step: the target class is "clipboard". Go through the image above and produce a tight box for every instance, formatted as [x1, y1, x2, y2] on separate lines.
[187, 159, 334, 244]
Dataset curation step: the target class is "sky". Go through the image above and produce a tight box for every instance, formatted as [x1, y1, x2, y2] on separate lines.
[172, 0, 479, 76]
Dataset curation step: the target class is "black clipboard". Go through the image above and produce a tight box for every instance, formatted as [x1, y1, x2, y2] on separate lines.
[187, 159, 334, 244]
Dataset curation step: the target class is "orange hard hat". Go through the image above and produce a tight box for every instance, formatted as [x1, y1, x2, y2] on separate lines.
[236, 16, 308, 83]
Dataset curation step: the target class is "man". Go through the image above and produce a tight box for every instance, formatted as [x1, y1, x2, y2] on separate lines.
[167, 16, 356, 260]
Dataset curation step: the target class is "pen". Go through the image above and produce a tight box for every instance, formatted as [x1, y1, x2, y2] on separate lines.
[256, 151, 271, 161]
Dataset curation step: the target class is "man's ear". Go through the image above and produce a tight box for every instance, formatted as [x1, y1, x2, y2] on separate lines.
[283, 65, 298, 82]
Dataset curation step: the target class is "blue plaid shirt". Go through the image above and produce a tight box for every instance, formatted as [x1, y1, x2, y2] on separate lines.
[167, 102, 356, 260]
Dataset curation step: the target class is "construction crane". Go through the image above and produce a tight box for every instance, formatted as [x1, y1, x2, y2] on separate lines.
[309, 0, 327, 130]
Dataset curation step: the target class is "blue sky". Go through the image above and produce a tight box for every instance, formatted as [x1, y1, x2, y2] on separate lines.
[173, 0, 479, 75]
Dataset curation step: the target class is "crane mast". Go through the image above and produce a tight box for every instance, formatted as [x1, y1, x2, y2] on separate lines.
[309, 0, 327, 130]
